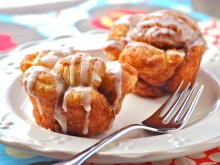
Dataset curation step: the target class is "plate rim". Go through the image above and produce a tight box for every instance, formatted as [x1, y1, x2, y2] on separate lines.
[0, 33, 220, 163]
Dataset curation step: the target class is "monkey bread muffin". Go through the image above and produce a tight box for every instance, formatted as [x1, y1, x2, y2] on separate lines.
[104, 10, 207, 97]
[20, 49, 137, 137]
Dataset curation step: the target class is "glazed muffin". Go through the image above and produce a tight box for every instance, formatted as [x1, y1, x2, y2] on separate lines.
[21, 50, 137, 137]
[104, 10, 207, 97]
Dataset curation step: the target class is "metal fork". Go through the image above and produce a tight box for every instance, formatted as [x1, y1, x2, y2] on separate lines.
[54, 81, 204, 165]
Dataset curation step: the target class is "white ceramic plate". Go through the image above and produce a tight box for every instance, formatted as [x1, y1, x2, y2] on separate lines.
[0, 34, 220, 163]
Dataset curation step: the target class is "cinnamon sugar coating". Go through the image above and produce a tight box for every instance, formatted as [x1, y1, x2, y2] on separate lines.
[20, 50, 137, 137]
[104, 10, 207, 97]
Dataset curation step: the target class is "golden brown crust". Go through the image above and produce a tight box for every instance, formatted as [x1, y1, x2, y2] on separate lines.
[104, 10, 207, 97]
[31, 95, 63, 133]
[20, 50, 137, 137]
[104, 40, 127, 60]
[64, 89, 114, 137]
[20, 49, 78, 72]
[134, 78, 165, 98]
[52, 53, 106, 88]
[32, 87, 115, 137]
[119, 42, 185, 86]
[20, 52, 39, 72]
[165, 45, 206, 93]
[99, 62, 137, 114]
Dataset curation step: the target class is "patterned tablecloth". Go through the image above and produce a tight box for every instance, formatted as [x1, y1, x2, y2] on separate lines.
[0, 0, 220, 164]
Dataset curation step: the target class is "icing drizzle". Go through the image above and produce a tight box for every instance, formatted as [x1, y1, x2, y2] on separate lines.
[23, 51, 123, 135]
[63, 53, 104, 135]
[105, 10, 207, 57]
[106, 61, 122, 112]
[33, 49, 74, 68]
[22, 66, 67, 133]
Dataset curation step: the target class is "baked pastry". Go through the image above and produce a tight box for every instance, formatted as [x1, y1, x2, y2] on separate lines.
[20, 50, 137, 137]
[20, 49, 78, 71]
[104, 10, 207, 97]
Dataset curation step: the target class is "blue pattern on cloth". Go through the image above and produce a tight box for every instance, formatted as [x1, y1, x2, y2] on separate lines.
[0, 0, 211, 38]
[0, 144, 57, 165]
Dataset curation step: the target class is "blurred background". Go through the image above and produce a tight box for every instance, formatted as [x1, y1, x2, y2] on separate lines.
[0, 0, 220, 54]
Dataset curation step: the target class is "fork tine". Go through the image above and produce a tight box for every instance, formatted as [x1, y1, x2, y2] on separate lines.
[162, 82, 191, 124]
[142, 81, 203, 130]
[174, 83, 198, 122]
[159, 81, 184, 117]
[142, 81, 184, 124]
[175, 84, 204, 125]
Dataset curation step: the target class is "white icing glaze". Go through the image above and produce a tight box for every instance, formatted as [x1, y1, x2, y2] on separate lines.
[47, 71, 67, 133]
[106, 61, 122, 112]
[91, 58, 103, 84]
[34, 49, 74, 68]
[54, 109, 67, 133]
[189, 31, 207, 48]
[136, 16, 194, 43]
[62, 87, 72, 112]
[114, 14, 144, 28]
[126, 41, 147, 47]
[145, 27, 176, 39]
[42, 50, 67, 64]
[69, 53, 82, 86]
[33, 54, 40, 66]
[80, 54, 91, 85]
[74, 86, 92, 112]
[114, 14, 131, 25]
[24, 51, 118, 135]
[149, 10, 199, 28]
[83, 112, 90, 135]
[166, 50, 186, 57]
[73, 86, 93, 135]
[23, 66, 49, 95]
[20, 97, 29, 111]
[108, 118, 115, 130]
[23, 66, 67, 133]
[104, 40, 125, 51]
[22, 66, 51, 115]
[36, 98, 44, 115]
[69, 52, 92, 86]
[67, 53, 103, 135]
[62, 86, 92, 135]
[54, 107, 67, 134]
[111, 11, 206, 51]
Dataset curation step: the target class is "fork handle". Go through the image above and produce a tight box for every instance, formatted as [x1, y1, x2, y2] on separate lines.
[54, 124, 146, 165]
